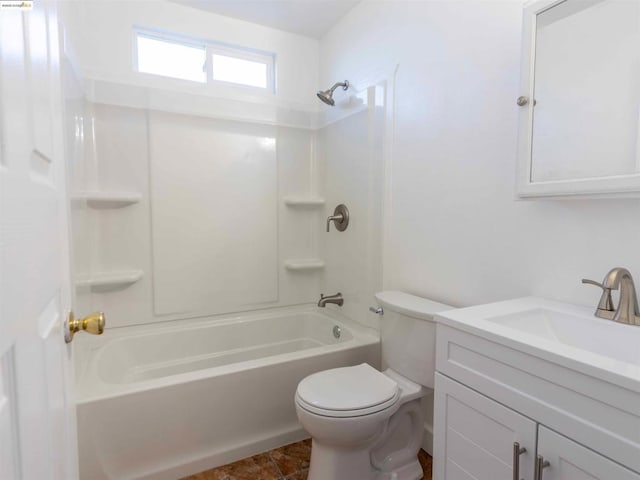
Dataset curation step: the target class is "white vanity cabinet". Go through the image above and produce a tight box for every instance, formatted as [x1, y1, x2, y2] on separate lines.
[537, 427, 640, 480]
[434, 373, 536, 480]
[432, 312, 640, 480]
[434, 372, 640, 480]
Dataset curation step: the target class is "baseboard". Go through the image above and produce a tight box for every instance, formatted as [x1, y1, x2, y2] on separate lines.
[421, 423, 433, 456]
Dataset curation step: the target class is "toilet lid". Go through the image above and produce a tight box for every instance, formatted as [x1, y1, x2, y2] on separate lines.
[296, 364, 399, 415]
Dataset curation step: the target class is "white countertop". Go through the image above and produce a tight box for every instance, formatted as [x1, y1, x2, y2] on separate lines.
[436, 296, 640, 394]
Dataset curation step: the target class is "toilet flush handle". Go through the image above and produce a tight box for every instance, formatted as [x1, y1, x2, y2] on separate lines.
[369, 306, 383, 315]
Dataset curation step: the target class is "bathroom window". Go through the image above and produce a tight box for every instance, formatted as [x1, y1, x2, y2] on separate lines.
[134, 28, 275, 92]
[210, 50, 270, 89]
[136, 33, 207, 83]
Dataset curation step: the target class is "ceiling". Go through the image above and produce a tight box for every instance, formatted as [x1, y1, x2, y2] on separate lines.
[168, 0, 360, 39]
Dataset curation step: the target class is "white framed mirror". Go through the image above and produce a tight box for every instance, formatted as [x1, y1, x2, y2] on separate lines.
[517, 0, 640, 198]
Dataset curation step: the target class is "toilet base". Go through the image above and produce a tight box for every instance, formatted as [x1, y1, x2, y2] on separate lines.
[308, 440, 374, 480]
[374, 459, 423, 480]
[307, 440, 423, 480]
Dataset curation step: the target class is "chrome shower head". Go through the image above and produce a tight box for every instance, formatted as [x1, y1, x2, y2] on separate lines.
[317, 90, 335, 106]
[317, 80, 349, 106]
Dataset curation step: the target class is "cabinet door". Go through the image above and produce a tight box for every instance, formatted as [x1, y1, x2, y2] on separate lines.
[537, 427, 640, 480]
[434, 373, 537, 480]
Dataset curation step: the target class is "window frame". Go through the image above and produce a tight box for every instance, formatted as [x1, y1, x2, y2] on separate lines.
[133, 27, 276, 93]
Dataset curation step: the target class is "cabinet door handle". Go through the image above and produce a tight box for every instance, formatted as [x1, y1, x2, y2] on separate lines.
[534, 454, 550, 480]
[513, 442, 526, 480]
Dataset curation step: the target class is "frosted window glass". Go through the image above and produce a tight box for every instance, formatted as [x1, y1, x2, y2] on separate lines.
[212, 54, 268, 88]
[137, 35, 206, 83]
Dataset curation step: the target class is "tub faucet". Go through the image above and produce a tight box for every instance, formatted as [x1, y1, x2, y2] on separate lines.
[582, 267, 640, 326]
[318, 292, 344, 308]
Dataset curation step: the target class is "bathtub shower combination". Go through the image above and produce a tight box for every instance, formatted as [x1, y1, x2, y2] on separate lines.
[65, 4, 388, 476]
[75, 308, 379, 479]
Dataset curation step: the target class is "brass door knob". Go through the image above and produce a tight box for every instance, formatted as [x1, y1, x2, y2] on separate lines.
[65, 311, 105, 343]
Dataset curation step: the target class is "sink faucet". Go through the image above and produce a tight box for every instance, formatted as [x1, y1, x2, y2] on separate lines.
[317, 292, 344, 308]
[582, 267, 640, 326]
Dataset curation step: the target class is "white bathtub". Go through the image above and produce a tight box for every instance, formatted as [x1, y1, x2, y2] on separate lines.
[75, 308, 380, 480]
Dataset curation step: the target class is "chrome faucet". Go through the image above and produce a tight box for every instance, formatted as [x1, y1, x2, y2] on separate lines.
[317, 292, 344, 308]
[582, 267, 640, 326]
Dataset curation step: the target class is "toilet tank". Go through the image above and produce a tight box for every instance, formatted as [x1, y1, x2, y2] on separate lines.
[375, 291, 453, 388]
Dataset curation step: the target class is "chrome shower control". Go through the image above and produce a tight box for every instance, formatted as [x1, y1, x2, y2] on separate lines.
[326, 204, 349, 232]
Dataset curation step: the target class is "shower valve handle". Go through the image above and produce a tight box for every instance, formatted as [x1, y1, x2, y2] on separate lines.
[326, 213, 343, 232]
[326, 204, 349, 232]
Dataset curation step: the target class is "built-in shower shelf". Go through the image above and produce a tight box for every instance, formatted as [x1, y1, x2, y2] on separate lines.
[283, 197, 325, 207]
[74, 192, 142, 209]
[75, 270, 144, 291]
[284, 259, 325, 271]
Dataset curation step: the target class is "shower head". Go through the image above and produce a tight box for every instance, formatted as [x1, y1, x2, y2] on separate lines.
[317, 80, 349, 106]
[317, 90, 335, 106]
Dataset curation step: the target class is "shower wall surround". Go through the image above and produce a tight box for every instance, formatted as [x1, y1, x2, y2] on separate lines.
[318, 92, 386, 329]
[64, 55, 94, 322]
[149, 113, 278, 316]
[64, 1, 386, 330]
[71, 95, 386, 328]
[76, 103, 328, 328]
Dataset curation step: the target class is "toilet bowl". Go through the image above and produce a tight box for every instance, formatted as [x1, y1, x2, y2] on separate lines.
[295, 291, 452, 480]
[295, 364, 427, 480]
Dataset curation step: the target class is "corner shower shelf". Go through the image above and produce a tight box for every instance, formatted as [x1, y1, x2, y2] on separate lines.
[284, 259, 325, 271]
[75, 270, 144, 291]
[74, 192, 142, 209]
[283, 197, 325, 207]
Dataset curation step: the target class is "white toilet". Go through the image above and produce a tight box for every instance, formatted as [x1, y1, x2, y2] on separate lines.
[295, 291, 452, 480]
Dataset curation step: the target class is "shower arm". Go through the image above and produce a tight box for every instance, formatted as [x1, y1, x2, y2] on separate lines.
[328, 81, 349, 94]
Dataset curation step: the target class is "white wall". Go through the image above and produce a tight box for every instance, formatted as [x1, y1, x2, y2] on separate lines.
[65, 0, 319, 111]
[321, 0, 640, 312]
[320, 0, 640, 454]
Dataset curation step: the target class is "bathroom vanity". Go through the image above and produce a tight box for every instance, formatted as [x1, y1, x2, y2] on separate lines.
[433, 297, 640, 480]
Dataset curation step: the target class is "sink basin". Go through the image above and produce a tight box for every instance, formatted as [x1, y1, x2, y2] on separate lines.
[487, 308, 640, 366]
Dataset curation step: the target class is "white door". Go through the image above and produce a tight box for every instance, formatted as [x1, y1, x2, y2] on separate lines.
[536, 427, 640, 480]
[433, 373, 537, 480]
[0, 0, 78, 479]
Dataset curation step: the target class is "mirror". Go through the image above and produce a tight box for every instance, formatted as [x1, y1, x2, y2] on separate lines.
[517, 0, 640, 198]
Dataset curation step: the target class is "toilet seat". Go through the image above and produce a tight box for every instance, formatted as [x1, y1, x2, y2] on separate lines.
[295, 363, 400, 418]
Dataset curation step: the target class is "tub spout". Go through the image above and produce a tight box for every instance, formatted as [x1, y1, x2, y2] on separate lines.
[317, 293, 344, 308]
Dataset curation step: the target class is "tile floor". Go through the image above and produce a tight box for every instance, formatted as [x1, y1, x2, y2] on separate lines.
[180, 439, 433, 480]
